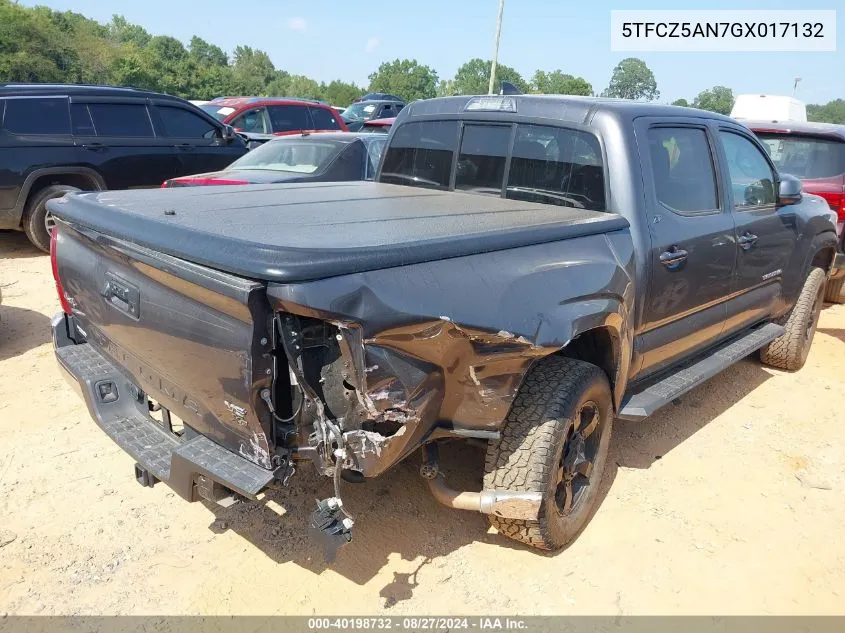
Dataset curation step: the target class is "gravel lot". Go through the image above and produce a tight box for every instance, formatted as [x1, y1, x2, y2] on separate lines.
[1, 229, 843, 615]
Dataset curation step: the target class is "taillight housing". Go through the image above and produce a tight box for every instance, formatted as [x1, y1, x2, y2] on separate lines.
[50, 227, 72, 315]
[816, 191, 845, 223]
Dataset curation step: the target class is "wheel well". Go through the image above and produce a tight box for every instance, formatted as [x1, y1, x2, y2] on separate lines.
[811, 246, 836, 273]
[20, 173, 101, 225]
[558, 327, 619, 391]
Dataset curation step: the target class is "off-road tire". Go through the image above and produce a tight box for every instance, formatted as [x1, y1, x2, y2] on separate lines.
[483, 356, 613, 550]
[22, 184, 80, 253]
[825, 275, 845, 304]
[760, 266, 826, 371]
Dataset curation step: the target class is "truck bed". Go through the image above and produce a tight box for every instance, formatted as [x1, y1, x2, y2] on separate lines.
[48, 181, 628, 282]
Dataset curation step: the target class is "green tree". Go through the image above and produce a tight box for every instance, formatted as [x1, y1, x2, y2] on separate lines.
[285, 74, 322, 100]
[437, 79, 457, 97]
[692, 85, 734, 115]
[265, 72, 291, 96]
[601, 57, 659, 101]
[0, 0, 80, 82]
[106, 14, 150, 47]
[230, 45, 278, 95]
[452, 58, 528, 95]
[189, 36, 228, 67]
[531, 70, 592, 96]
[807, 99, 845, 124]
[108, 51, 157, 90]
[367, 58, 438, 102]
[671, 98, 690, 107]
[321, 79, 361, 106]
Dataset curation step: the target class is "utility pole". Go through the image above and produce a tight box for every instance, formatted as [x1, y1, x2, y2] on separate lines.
[793, 77, 802, 96]
[488, 0, 505, 95]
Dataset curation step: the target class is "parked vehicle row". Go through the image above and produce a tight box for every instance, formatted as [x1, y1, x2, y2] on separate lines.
[0, 83, 247, 251]
[200, 96, 348, 142]
[163, 133, 388, 187]
[0, 84, 402, 251]
[342, 100, 404, 131]
[745, 120, 845, 302]
[48, 94, 840, 560]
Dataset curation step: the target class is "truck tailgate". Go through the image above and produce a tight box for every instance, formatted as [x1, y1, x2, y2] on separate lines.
[53, 221, 274, 470]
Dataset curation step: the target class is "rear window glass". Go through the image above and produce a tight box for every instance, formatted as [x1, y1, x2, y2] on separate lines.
[3, 98, 70, 135]
[507, 124, 606, 211]
[455, 124, 511, 193]
[380, 120, 458, 189]
[309, 107, 342, 130]
[88, 103, 154, 137]
[155, 105, 217, 138]
[646, 127, 719, 214]
[267, 105, 311, 133]
[229, 138, 342, 174]
[71, 103, 95, 135]
[757, 134, 845, 180]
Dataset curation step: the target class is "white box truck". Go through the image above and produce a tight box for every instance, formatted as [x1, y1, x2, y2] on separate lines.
[731, 94, 807, 122]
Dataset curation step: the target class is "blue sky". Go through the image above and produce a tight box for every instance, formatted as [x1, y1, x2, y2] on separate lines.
[20, 0, 844, 104]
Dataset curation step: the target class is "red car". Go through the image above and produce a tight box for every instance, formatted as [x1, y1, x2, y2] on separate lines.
[200, 97, 348, 139]
[748, 120, 845, 302]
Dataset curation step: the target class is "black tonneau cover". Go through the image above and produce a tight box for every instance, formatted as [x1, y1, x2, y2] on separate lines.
[48, 182, 629, 283]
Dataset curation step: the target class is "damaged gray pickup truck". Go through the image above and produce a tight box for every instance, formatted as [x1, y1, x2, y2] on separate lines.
[49, 95, 839, 556]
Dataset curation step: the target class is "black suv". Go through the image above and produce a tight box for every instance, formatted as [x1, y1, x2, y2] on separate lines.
[0, 84, 247, 251]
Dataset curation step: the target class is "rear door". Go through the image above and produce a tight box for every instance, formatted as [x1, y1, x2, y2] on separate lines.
[267, 104, 312, 134]
[633, 118, 737, 377]
[715, 126, 799, 333]
[308, 106, 343, 132]
[151, 102, 244, 175]
[71, 98, 179, 189]
[0, 96, 76, 216]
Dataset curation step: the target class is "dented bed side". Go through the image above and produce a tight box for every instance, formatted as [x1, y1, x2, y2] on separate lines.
[269, 228, 635, 477]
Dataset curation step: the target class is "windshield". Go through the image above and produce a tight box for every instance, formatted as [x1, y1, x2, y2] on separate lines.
[229, 138, 344, 173]
[757, 133, 845, 180]
[201, 104, 236, 122]
[342, 103, 378, 121]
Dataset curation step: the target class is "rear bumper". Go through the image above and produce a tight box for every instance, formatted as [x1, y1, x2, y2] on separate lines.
[52, 313, 275, 502]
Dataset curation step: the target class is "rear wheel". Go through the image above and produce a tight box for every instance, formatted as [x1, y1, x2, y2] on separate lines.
[760, 266, 826, 371]
[22, 185, 80, 253]
[483, 356, 613, 550]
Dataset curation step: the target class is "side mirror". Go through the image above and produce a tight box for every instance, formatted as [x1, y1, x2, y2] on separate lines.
[778, 174, 803, 206]
[220, 125, 237, 143]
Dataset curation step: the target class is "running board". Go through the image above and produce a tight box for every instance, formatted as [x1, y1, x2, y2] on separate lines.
[618, 323, 784, 420]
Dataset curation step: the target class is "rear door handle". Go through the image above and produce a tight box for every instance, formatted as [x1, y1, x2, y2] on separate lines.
[82, 143, 107, 152]
[172, 143, 193, 151]
[659, 247, 688, 270]
[738, 232, 759, 250]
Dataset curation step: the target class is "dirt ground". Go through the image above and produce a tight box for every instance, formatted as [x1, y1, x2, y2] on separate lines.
[1, 228, 843, 616]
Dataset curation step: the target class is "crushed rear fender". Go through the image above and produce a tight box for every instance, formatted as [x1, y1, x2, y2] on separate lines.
[268, 230, 635, 477]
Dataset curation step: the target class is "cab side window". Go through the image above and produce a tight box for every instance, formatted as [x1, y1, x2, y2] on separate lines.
[719, 131, 777, 209]
[267, 105, 311, 133]
[4, 97, 71, 135]
[309, 107, 342, 131]
[231, 108, 270, 134]
[646, 127, 719, 215]
[155, 105, 217, 138]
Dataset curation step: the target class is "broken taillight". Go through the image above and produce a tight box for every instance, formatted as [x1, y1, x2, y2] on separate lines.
[50, 227, 72, 315]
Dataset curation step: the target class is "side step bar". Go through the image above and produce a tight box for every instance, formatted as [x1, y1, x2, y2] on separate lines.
[619, 322, 784, 420]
